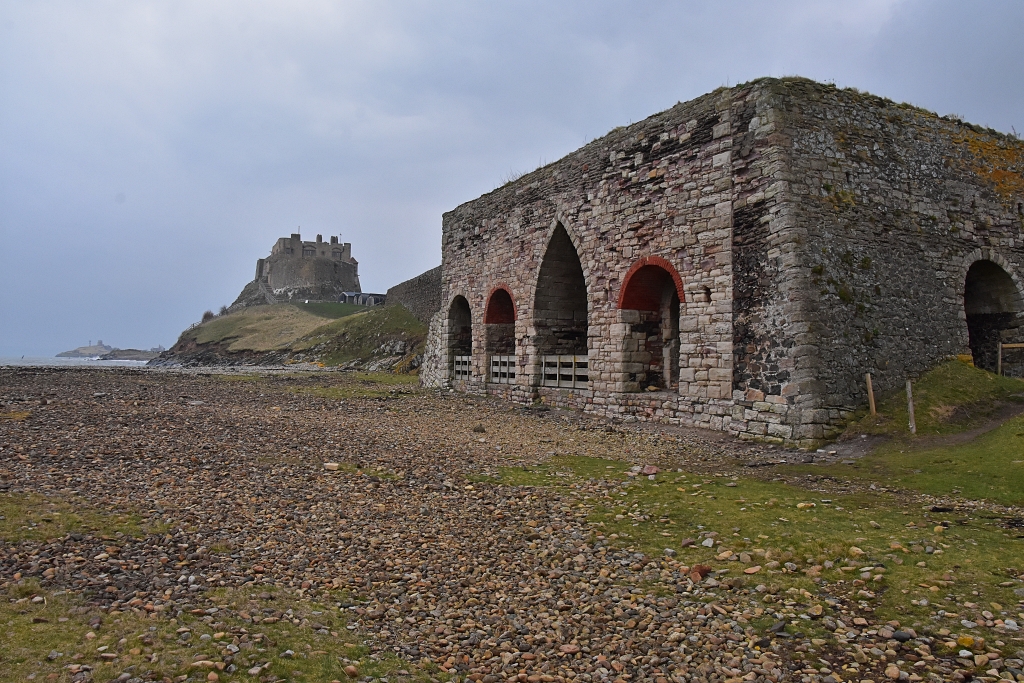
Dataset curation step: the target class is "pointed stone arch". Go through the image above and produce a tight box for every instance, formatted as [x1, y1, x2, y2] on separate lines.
[617, 256, 686, 310]
[484, 285, 517, 324]
[532, 222, 590, 356]
[446, 295, 473, 380]
[484, 285, 517, 355]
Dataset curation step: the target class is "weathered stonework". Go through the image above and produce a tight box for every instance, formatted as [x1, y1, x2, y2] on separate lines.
[231, 232, 361, 309]
[423, 77, 1024, 447]
[386, 266, 442, 324]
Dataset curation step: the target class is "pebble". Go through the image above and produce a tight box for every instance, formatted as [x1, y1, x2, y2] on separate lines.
[0, 367, 1012, 683]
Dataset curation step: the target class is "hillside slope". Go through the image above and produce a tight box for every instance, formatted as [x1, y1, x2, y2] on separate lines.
[152, 303, 427, 370]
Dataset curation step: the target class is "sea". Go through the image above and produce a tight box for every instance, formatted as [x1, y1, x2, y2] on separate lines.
[0, 357, 150, 368]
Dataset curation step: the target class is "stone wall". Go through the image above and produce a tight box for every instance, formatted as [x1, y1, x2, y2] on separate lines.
[426, 81, 784, 433]
[266, 257, 360, 301]
[774, 80, 1024, 403]
[385, 266, 442, 324]
[424, 77, 1024, 446]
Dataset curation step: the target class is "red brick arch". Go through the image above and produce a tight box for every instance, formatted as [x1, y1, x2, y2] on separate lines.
[484, 285, 517, 324]
[617, 256, 685, 310]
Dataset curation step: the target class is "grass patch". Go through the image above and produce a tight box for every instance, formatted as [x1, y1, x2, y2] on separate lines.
[289, 302, 367, 320]
[0, 583, 419, 683]
[812, 415, 1024, 507]
[173, 304, 425, 369]
[295, 305, 427, 366]
[186, 306, 338, 352]
[852, 360, 1024, 437]
[785, 360, 1024, 506]
[0, 493, 144, 543]
[488, 456, 1024, 639]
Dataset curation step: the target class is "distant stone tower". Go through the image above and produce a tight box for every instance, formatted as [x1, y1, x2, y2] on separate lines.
[230, 232, 362, 309]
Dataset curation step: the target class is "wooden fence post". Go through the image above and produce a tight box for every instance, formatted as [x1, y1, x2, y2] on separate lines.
[865, 373, 876, 416]
[996, 343, 1024, 377]
[906, 379, 916, 435]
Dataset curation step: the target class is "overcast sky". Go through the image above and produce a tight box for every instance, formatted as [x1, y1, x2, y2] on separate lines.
[1, 0, 1022, 356]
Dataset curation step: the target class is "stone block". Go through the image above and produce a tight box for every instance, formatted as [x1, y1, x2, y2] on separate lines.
[766, 422, 793, 439]
[708, 368, 731, 381]
[795, 424, 824, 440]
[746, 421, 768, 436]
[744, 388, 765, 401]
[801, 408, 830, 424]
[618, 309, 640, 324]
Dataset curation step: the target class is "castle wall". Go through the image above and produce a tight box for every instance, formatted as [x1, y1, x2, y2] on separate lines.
[385, 266, 442, 324]
[266, 256, 360, 298]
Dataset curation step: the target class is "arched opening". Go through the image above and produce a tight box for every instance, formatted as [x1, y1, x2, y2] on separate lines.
[534, 225, 589, 387]
[448, 296, 473, 381]
[484, 287, 516, 325]
[485, 287, 517, 384]
[618, 260, 683, 390]
[964, 260, 1023, 373]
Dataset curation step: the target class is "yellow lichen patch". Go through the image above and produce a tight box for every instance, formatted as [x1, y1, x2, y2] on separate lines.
[955, 130, 1024, 202]
[0, 410, 30, 421]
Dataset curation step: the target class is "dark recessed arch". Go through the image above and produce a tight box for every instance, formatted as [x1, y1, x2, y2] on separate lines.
[618, 256, 686, 310]
[447, 295, 473, 380]
[484, 286, 517, 324]
[533, 224, 589, 355]
[484, 286, 517, 356]
[617, 256, 683, 391]
[965, 259, 1023, 372]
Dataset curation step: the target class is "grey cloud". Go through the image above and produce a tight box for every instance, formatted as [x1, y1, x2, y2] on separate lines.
[1, 0, 1020, 354]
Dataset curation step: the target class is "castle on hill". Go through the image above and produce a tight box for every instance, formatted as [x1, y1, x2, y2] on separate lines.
[230, 232, 384, 309]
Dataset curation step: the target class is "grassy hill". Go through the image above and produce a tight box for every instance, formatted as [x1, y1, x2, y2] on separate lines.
[160, 303, 426, 370]
[187, 303, 367, 352]
[787, 358, 1024, 501]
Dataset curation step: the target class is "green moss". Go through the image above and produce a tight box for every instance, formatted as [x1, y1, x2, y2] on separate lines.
[289, 302, 367, 319]
[297, 305, 427, 366]
[0, 583, 420, 683]
[489, 455, 1024, 637]
[853, 360, 1024, 438]
[0, 493, 144, 543]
